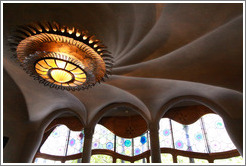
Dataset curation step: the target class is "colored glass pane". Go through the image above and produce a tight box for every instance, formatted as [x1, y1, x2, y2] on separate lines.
[124, 140, 131, 147]
[163, 129, 170, 136]
[195, 133, 203, 141]
[116, 136, 132, 156]
[171, 120, 188, 151]
[106, 142, 113, 150]
[159, 118, 173, 148]
[92, 124, 114, 150]
[171, 119, 207, 153]
[69, 138, 75, 146]
[40, 125, 69, 156]
[140, 136, 147, 144]
[175, 140, 184, 149]
[202, 114, 236, 152]
[134, 148, 141, 155]
[184, 120, 207, 153]
[67, 130, 84, 155]
[133, 132, 149, 156]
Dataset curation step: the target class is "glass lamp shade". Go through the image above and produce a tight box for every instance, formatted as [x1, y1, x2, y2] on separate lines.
[35, 58, 86, 87]
[9, 21, 113, 90]
[50, 69, 73, 83]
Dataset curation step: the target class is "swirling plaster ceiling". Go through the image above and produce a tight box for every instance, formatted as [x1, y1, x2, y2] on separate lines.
[3, 3, 243, 127]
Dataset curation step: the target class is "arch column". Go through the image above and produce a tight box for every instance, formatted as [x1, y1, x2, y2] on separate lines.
[14, 127, 44, 163]
[82, 126, 94, 163]
[148, 122, 161, 163]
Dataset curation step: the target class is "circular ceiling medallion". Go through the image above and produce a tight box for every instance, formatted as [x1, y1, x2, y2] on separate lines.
[8, 21, 113, 90]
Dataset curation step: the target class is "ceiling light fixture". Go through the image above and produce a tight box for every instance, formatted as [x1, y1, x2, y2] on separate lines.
[8, 21, 113, 90]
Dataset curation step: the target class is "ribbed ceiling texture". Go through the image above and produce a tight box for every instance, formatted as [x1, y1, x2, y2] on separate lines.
[3, 3, 243, 163]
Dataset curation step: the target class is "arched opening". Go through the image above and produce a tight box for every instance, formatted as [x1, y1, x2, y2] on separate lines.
[88, 103, 151, 163]
[33, 112, 85, 163]
[158, 100, 242, 164]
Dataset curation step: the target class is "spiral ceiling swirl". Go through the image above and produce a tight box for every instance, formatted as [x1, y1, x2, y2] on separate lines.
[3, 4, 243, 160]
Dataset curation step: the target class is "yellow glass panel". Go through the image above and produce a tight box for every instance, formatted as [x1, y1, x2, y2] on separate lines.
[61, 83, 69, 87]
[71, 67, 83, 74]
[74, 73, 86, 79]
[38, 60, 52, 69]
[40, 75, 49, 79]
[35, 69, 47, 75]
[45, 59, 57, 68]
[35, 63, 48, 71]
[68, 83, 77, 87]
[75, 77, 86, 83]
[54, 82, 62, 86]
[50, 69, 73, 83]
[55, 59, 66, 69]
[45, 78, 54, 83]
[65, 63, 77, 71]
[73, 80, 83, 85]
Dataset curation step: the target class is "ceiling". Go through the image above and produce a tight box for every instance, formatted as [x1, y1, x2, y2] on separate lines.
[3, 3, 243, 127]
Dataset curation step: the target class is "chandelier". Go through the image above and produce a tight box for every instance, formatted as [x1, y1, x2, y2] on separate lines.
[8, 21, 113, 90]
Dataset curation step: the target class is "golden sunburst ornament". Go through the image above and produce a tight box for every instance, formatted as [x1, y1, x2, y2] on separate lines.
[8, 21, 113, 90]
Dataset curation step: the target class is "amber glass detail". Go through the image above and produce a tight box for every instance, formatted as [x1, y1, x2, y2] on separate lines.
[9, 21, 113, 90]
[35, 58, 86, 86]
[50, 69, 73, 83]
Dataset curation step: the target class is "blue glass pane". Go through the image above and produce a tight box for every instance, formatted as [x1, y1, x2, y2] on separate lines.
[124, 140, 131, 147]
[140, 136, 147, 144]
[133, 132, 149, 156]
[106, 142, 113, 150]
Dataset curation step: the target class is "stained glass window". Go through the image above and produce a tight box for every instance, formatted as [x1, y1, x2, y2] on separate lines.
[182, 120, 207, 153]
[159, 114, 238, 154]
[158, 113, 242, 164]
[133, 132, 149, 155]
[40, 125, 69, 156]
[35, 125, 84, 163]
[92, 124, 114, 150]
[202, 114, 236, 152]
[67, 130, 84, 155]
[91, 124, 150, 162]
[159, 118, 173, 148]
[171, 120, 188, 151]
[116, 136, 132, 156]
[35, 113, 241, 164]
